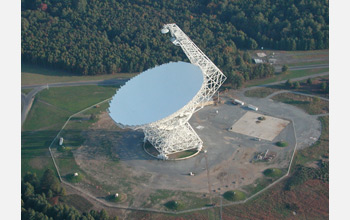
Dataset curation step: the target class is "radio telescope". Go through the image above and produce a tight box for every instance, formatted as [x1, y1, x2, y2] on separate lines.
[109, 23, 226, 160]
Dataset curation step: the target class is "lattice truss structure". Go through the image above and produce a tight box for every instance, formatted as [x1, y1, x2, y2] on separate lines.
[136, 23, 226, 159]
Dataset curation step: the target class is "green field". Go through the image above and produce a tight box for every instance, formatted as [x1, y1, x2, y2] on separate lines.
[294, 116, 329, 166]
[272, 93, 328, 115]
[22, 64, 137, 86]
[21, 85, 118, 177]
[21, 88, 33, 95]
[263, 168, 283, 178]
[245, 68, 328, 87]
[244, 87, 280, 98]
[223, 190, 246, 202]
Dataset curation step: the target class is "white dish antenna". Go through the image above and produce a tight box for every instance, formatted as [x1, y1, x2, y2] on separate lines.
[109, 23, 226, 159]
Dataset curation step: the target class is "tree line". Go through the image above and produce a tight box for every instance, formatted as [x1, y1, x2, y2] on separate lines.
[21, 0, 328, 79]
[22, 169, 117, 220]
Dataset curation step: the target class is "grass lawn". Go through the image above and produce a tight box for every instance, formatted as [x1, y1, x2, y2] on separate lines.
[268, 75, 329, 98]
[288, 60, 328, 67]
[60, 194, 93, 213]
[22, 63, 137, 86]
[244, 67, 328, 87]
[22, 88, 33, 94]
[21, 129, 60, 179]
[22, 85, 117, 177]
[272, 93, 328, 115]
[293, 116, 329, 166]
[22, 99, 70, 131]
[223, 190, 246, 202]
[36, 85, 117, 113]
[263, 168, 283, 178]
[168, 149, 198, 159]
[244, 87, 280, 98]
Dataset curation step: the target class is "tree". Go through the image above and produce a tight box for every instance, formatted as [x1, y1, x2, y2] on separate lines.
[294, 81, 300, 89]
[321, 82, 328, 93]
[235, 55, 243, 66]
[285, 79, 292, 88]
[282, 64, 289, 73]
[23, 182, 35, 199]
[40, 169, 63, 196]
[23, 172, 40, 190]
[307, 78, 313, 85]
[243, 51, 251, 63]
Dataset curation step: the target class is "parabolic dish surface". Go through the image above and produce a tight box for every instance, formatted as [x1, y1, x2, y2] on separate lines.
[109, 61, 204, 126]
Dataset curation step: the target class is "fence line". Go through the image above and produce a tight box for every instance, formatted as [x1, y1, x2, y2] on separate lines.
[47, 99, 300, 215]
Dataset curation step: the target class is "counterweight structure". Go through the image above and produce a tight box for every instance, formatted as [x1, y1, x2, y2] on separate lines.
[110, 23, 226, 160]
[143, 23, 226, 159]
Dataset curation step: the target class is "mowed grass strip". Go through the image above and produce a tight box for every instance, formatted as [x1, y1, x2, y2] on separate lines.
[272, 93, 328, 115]
[244, 87, 280, 98]
[22, 64, 136, 86]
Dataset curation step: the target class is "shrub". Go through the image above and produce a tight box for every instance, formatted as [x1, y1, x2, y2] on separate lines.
[263, 168, 283, 178]
[276, 141, 288, 147]
[66, 173, 83, 183]
[164, 200, 183, 210]
[223, 190, 246, 201]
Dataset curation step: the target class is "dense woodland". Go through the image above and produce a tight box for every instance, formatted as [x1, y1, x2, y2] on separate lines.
[21, 0, 328, 85]
[21, 169, 116, 220]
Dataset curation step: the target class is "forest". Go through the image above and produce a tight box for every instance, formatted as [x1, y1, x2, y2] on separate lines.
[21, 169, 116, 220]
[21, 0, 328, 84]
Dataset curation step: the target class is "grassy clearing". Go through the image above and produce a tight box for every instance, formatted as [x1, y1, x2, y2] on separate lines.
[288, 60, 328, 67]
[22, 85, 115, 176]
[59, 194, 93, 213]
[223, 190, 246, 202]
[21, 129, 59, 178]
[263, 168, 283, 178]
[269, 75, 329, 98]
[168, 149, 198, 159]
[272, 93, 328, 115]
[164, 200, 184, 210]
[22, 88, 33, 94]
[22, 63, 137, 86]
[243, 177, 274, 196]
[146, 190, 208, 210]
[66, 173, 84, 183]
[36, 85, 117, 113]
[22, 99, 70, 131]
[244, 87, 280, 98]
[245, 67, 328, 87]
[294, 116, 329, 166]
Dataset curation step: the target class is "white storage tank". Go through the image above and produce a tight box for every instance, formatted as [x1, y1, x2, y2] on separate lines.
[248, 104, 258, 111]
[233, 99, 244, 105]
